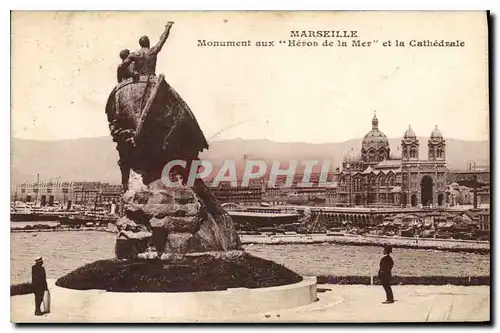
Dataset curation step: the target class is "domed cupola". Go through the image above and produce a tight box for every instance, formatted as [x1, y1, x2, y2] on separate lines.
[404, 125, 416, 139]
[343, 147, 359, 163]
[430, 125, 443, 141]
[401, 125, 419, 160]
[361, 112, 390, 164]
[342, 148, 362, 171]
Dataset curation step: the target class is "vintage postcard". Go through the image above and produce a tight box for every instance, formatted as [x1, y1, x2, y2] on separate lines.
[10, 11, 490, 323]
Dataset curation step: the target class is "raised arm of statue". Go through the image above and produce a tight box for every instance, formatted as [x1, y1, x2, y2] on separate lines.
[150, 22, 174, 55]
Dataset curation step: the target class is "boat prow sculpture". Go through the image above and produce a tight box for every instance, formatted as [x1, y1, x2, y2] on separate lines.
[104, 22, 240, 259]
[105, 74, 209, 186]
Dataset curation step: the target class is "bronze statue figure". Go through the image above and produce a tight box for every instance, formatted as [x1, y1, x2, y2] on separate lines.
[121, 21, 174, 76]
[117, 49, 136, 83]
[105, 22, 240, 259]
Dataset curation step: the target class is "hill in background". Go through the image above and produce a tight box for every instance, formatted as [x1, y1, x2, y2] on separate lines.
[11, 136, 489, 185]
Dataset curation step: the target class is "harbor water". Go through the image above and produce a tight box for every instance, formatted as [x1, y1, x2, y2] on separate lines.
[10, 230, 489, 284]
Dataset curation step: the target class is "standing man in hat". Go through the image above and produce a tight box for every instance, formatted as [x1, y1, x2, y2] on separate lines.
[378, 246, 394, 304]
[31, 257, 48, 315]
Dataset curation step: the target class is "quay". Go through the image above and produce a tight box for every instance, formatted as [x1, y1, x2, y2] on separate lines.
[10, 204, 485, 227]
[225, 204, 490, 242]
[10, 226, 111, 233]
[11, 201, 490, 247]
[239, 234, 490, 254]
[233, 204, 488, 226]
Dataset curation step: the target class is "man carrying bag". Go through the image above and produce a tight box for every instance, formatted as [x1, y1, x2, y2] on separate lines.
[31, 257, 49, 315]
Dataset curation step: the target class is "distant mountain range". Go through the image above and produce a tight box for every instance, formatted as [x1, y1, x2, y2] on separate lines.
[11, 136, 489, 185]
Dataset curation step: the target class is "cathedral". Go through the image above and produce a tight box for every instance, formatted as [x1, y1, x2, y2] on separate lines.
[337, 114, 448, 207]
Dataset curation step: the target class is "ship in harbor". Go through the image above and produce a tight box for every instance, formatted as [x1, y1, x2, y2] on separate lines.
[11, 202, 118, 225]
[56, 211, 118, 226]
[10, 202, 63, 222]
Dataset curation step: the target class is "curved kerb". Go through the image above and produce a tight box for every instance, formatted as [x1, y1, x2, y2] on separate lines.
[59, 276, 317, 322]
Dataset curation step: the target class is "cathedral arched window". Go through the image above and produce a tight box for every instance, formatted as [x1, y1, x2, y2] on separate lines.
[410, 147, 417, 159]
[379, 151, 386, 161]
[402, 148, 408, 158]
[379, 176, 386, 186]
[436, 147, 443, 158]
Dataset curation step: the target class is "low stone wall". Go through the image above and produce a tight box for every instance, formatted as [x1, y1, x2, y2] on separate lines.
[363, 234, 489, 244]
[317, 275, 490, 286]
[11, 283, 33, 296]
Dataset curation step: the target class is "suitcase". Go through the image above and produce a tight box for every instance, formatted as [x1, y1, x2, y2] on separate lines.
[42, 289, 51, 314]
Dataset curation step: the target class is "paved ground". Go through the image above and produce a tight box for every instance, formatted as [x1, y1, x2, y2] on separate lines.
[236, 284, 490, 323]
[11, 281, 489, 323]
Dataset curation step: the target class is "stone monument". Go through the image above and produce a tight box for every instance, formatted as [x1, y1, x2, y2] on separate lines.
[105, 21, 241, 260]
[56, 23, 309, 299]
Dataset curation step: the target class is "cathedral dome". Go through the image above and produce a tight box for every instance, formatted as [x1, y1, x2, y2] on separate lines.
[343, 147, 360, 163]
[362, 114, 389, 151]
[404, 125, 416, 139]
[430, 125, 443, 139]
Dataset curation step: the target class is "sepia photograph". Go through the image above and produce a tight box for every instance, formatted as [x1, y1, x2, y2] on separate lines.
[9, 10, 490, 323]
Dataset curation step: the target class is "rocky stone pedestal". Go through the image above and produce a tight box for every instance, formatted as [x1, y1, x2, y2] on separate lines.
[115, 171, 241, 259]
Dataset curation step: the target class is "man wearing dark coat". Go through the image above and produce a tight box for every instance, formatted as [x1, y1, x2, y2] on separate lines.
[31, 257, 48, 315]
[378, 245, 394, 304]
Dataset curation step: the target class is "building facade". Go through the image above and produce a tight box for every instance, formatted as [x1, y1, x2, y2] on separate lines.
[478, 209, 490, 232]
[446, 183, 473, 206]
[14, 181, 74, 205]
[211, 185, 263, 206]
[336, 114, 448, 207]
[13, 181, 121, 208]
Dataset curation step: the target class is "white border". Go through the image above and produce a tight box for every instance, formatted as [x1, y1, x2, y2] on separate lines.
[2, 1, 497, 10]
[3, 1, 498, 332]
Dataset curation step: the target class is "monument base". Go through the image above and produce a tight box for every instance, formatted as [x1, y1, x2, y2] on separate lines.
[55, 252, 302, 292]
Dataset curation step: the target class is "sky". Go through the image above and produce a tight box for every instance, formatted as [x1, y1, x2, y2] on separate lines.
[11, 11, 489, 143]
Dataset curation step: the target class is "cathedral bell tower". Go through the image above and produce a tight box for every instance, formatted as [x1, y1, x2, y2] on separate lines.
[401, 125, 419, 162]
[428, 125, 446, 161]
